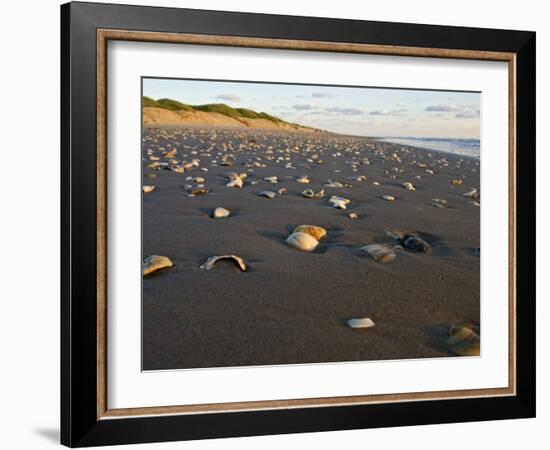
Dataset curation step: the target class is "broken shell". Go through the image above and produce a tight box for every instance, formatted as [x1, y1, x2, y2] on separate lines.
[277, 188, 288, 195]
[348, 212, 359, 219]
[264, 176, 278, 184]
[360, 244, 396, 263]
[143, 255, 173, 277]
[212, 207, 230, 218]
[227, 177, 243, 188]
[462, 188, 480, 199]
[302, 189, 324, 199]
[324, 180, 344, 188]
[259, 190, 276, 199]
[296, 175, 310, 184]
[447, 325, 480, 356]
[402, 182, 416, 191]
[286, 232, 319, 252]
[293, 225, 327, 241]
[451, 178, 463, 185]
[347, 317, 375, 329]
[193, 177, 205, 183]
[402, 235, 431, 253]
[382, 195, 395, 201]
[142, 185, 155, 193]
[200, 255, 246, 271]
[189, 188, 209, 196]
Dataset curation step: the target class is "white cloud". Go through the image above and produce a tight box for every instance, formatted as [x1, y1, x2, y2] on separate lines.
[325, 107, 364, 115]
[215, 93, 241, 102]
[293, 104, 319, 111]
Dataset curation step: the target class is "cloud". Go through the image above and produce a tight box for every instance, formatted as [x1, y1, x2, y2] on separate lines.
[369, 109, 408, 116]
[455, 109, 480, 118]
[215, 93, 241, 102]
[293, 104, 319, 111]
[325, 107, 364, 115]
[425, 104, 461, 112]
[312, 92, 336, 98]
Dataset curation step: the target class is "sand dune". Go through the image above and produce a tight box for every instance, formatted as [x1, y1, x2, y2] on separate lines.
[143, 106, 321, 132]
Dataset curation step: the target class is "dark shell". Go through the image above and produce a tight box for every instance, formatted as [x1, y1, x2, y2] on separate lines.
[402, 235, 431, 253]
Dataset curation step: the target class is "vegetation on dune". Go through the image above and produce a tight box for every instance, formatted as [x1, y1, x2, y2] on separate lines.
[143, 97, 285, 124]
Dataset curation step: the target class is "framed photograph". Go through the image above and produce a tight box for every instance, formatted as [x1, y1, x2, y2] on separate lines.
[61, 1, 536, 447]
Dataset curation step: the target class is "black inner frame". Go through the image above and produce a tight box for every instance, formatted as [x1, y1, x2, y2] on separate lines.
[61, 2, 536, 447]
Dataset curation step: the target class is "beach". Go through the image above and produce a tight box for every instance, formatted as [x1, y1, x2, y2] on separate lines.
[142, 126, 480, 370]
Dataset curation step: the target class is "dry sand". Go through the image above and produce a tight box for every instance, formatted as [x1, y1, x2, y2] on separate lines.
[142, 126, 480, 370]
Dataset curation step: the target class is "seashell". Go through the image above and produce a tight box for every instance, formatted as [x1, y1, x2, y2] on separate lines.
[425, 169, 434, 174]
[382, 195, 395, 201]
[212, 207, 230, 218]
[227, 177, 243, 188]
[293, 225, 327, 241]
[447, 325, 480, 356]
[188, 188, 209, 197]
[259, 190, 276, 199]
[360, 244, 396, 263]
[143, 185, 155, 193]
[296, 175, 310, 184]
[451, 178, 463, 185]
[200, 255, 246, 271]
[431, 202, 445, 208]
[286, 232, 319, 252]
[145, 173, 157, 179]
[468, 200, 481, 207]
[264, 176, 278, 184]
[372, 181, 380, 186]
[324, 180, 344, 188]
[225, 172, 240, 180]
[348, 212, 359, 219]
[462, 188, 479, 199]
[143, 255, 173, 277]
[402, 182, 416, 191]
[329, 195, 350, 209]
[302, 188, 324, 199]
[277, 188, 288, 195]
[402, 234, 431, 253]
[347, 317, 375, 329]
[172, 167, 185, 173]
[193, 177, 205, 183]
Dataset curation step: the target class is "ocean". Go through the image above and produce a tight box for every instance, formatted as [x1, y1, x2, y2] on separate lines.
[377, 137, 480, 159]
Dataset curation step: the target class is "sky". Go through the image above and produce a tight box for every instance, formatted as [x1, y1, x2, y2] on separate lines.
[143, 78, 480, 139]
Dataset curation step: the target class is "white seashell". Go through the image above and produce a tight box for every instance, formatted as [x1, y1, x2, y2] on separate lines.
[212, 207, 230, 218]
[259, 190, 276, 199]
[264, 176, 278, 184]
[225, 172, 240, 180]
[200, 255, 246, 271]
[462, 188, 479, 199]
[142, 185, 155, 193]
[348, 212, 359, 219]
[402, 182, 416, 191]
[360, 244, 396, 263]
[302, 189, 324, 199]
[227, 177, 243, 188]
[296, 175, 310, 184]
[143, 255, 173, 277]
[324, 180, 344, 188]
[372, 181, 380, 186]
[425, 169, 434, 174]
[193, 177, 205, 183]
[329, 196, 350, 210]
[286, 232, 319, 252]
[347, 317, 375, 329]
[277, 188, 288, 195]
[382, 195, 395, 201]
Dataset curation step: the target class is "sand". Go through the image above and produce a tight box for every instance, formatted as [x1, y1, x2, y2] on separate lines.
[142, 126, 480, 370]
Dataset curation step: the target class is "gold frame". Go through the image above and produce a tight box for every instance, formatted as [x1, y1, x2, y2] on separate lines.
[96, 29, 516, 420]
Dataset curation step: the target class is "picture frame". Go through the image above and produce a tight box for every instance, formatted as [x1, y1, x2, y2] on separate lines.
[61, 1, 536, 447]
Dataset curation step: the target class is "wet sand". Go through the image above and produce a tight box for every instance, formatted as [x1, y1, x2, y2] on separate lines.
[142, 126, 480, 370]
